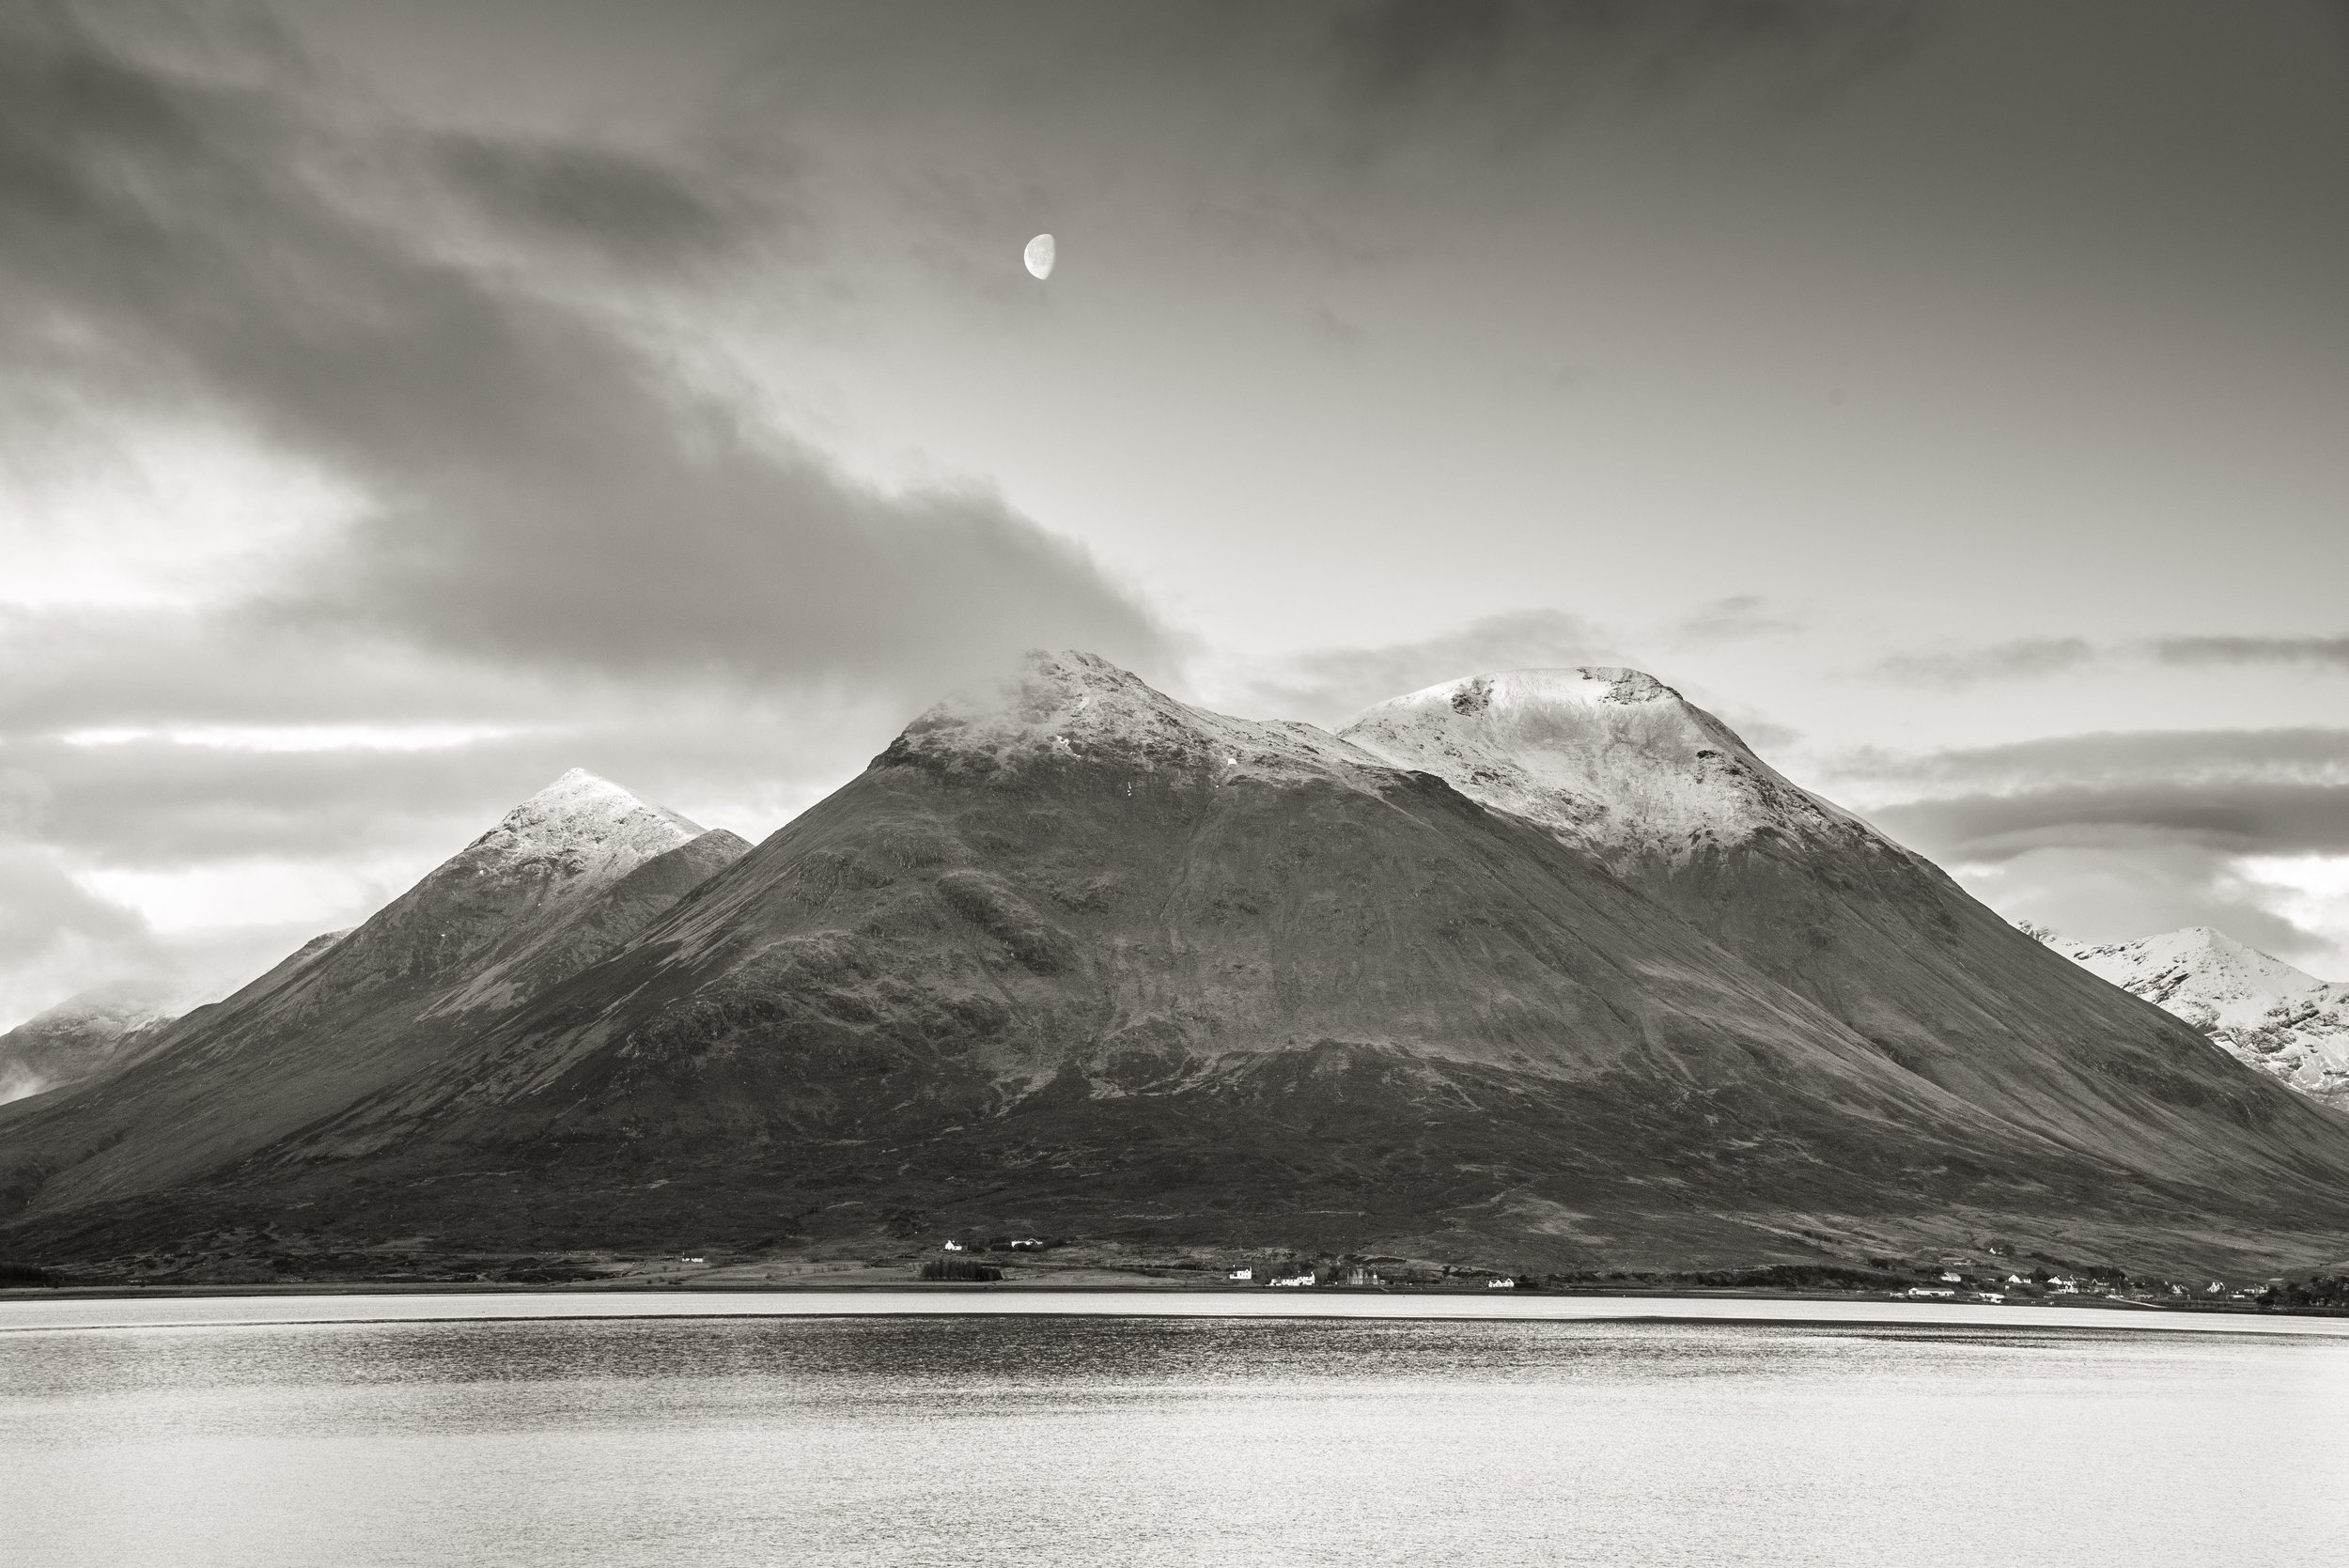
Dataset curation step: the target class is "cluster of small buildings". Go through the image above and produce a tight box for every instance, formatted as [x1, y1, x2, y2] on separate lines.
[1228, 1262, 1527, 1290]
[937, 1237, 1045, 1254]
[1899, 1262, 2273, 1306]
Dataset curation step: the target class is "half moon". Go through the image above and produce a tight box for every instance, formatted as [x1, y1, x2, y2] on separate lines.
[1023, 233, 1055, 280]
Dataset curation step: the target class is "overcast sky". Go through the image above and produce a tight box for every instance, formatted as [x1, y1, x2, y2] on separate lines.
[3, 0, 2345, 1025]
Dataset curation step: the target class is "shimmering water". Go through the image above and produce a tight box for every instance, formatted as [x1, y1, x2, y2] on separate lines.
[5, 1296, 2345, 1566]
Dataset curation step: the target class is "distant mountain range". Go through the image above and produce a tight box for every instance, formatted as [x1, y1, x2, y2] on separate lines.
[5, 655, 2346, 1281]
[2048, 927, 2349, 1110]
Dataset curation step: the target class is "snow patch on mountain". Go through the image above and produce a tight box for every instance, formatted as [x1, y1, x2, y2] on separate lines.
[2049, 926, 2349, 1107]
[893, 649, 1388, 790]
[1338, 667, 1867, 865]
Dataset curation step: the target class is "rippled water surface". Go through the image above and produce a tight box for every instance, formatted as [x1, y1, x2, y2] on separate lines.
[6, 1297, 2346, 1566]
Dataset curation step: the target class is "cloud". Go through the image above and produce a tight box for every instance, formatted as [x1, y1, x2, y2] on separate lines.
[1875, 633, 2349, 687]
[1839, 727, 2349, 795]
[0, 8, 1164, 694]
[1836, 727, 2349, 970]
[1843, 727, 2349, 861]
[1195, 607, 1618, 727]
[1323, 0, 1924, 138]
[427, 132, 770, 270]
[1953, 841, 2332, 972]
[0, 841, 160, 1028]
[2151, 635, 2349, 670]
[1675, 594, 1803, 642]
[1872, 782, 2349, 863]
[1875, 637, 2100, 686]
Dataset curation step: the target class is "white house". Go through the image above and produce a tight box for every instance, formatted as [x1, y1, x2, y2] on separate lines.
[941, 1240, 964, 1252]
[1269, 1271, 1315, 1288]
[1227, 1267, 1254, 1281]
[1906, 1287, 1956, 1298]
[2046, 1276, 2078, 1295]
[1486, 1277, 1517, 1289]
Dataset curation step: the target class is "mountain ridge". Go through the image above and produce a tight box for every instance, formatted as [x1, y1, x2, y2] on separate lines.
[5, 655, 2347, 1280]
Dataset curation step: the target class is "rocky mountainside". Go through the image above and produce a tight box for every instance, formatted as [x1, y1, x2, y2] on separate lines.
[7, 653, 2347, 1279]
[0, 771, 747, 1215]
[1338, 668, 2302, 1179]
[2053, 927, 2349, 1109]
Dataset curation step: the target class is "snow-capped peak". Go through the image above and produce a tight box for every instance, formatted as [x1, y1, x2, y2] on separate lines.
[486, 769, 701, 853]
[1337, 666, 1860, 863]
[443, 770, 707, 906]
[2052, 925, 2349, 1106]
[890, 649, 1380, 786]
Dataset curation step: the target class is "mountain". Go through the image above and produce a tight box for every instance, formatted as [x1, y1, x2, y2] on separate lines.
[2053, 927, 2349, 1109]
[8, 652, 2346, 1280]
[0, 770, 748, 1218]
[0, 990, 182, 1108]
[1337, 668, 2320, 1184]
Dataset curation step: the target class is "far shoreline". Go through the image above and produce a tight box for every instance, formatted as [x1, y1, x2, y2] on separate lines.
[7, 1280, 2347, 1340]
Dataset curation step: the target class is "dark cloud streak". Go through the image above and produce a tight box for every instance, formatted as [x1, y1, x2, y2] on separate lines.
[1326, 0, 1924, 137]
[427, 132, 779, 270]
[1875, 781, 2349, 863]
[2153, 635, 2349, 670]
[1877, 634, 2349, 687]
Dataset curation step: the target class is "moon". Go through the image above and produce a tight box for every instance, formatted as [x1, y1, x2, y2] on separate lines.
[1023, 233, 1055, 280]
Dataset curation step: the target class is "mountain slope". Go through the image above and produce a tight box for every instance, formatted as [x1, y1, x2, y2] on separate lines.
[18, 652, 2347, 1277]
[1339, 668, 2349, 1180]
[2056, 927, 2349, 1108]
[0, 771, 745, 1215]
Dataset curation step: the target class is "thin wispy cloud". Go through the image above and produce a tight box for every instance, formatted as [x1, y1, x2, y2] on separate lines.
[1675, 595, 1806, 643]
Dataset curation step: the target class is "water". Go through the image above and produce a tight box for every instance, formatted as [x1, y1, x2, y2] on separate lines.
[5, 1295, 2345, 1566]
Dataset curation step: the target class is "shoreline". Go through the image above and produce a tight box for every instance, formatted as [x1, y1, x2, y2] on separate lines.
[8, 1283, 2347, 1339]
[1, 1272, 2326, 1316]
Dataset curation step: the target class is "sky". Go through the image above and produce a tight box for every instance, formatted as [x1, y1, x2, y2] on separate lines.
[2, 0, 2345, 1026]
